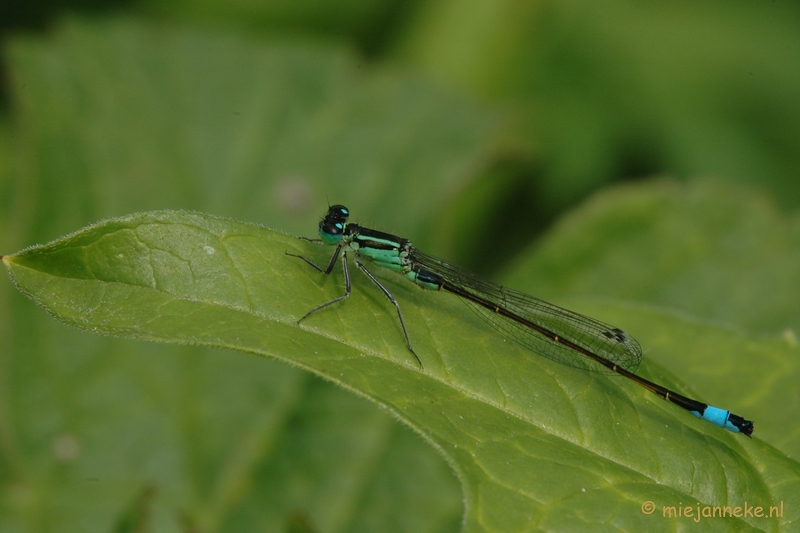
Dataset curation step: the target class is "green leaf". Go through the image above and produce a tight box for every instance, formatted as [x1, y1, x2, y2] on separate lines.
[5, 209, 799, 532]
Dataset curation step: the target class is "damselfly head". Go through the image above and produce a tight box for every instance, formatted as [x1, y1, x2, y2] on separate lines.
[318, 204, 350, 245]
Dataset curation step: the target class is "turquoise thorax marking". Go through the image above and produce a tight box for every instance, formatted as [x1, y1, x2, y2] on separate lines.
[351, 233, 442, 290]
[358, 235, 403, 248]
[358, 246, 404, 267]
[352, 234, 408, 270]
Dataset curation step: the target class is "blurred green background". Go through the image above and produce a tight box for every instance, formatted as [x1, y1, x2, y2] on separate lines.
[1, 0, 799, 532]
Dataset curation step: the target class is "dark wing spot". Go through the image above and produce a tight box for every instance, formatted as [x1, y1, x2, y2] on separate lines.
[602, 328, 629, 344]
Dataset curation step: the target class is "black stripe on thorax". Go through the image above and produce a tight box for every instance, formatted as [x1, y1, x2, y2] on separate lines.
[347, 224, 411, 250]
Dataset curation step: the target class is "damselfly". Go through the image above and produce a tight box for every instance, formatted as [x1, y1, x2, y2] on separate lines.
[287, 205, 754, 437]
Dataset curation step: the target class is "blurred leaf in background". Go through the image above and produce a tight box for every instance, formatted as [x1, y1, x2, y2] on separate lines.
[4, 1, 800, 272]
[6, 18, 501, 243]
[508, 179, 800, 335]
[141, 0, 417, 56]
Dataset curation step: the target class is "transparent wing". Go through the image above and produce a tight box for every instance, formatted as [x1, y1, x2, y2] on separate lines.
[411, 250, 642, 374]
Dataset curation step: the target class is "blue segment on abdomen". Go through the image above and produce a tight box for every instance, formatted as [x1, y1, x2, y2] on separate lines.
[692, 406, 739, 433]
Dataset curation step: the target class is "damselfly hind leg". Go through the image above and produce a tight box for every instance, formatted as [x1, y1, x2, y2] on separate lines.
[354, 259, 422, 368]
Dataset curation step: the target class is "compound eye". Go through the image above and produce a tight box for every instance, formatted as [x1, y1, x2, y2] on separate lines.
[328, 204, 350, 221]
[320, 221, 344, 235]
